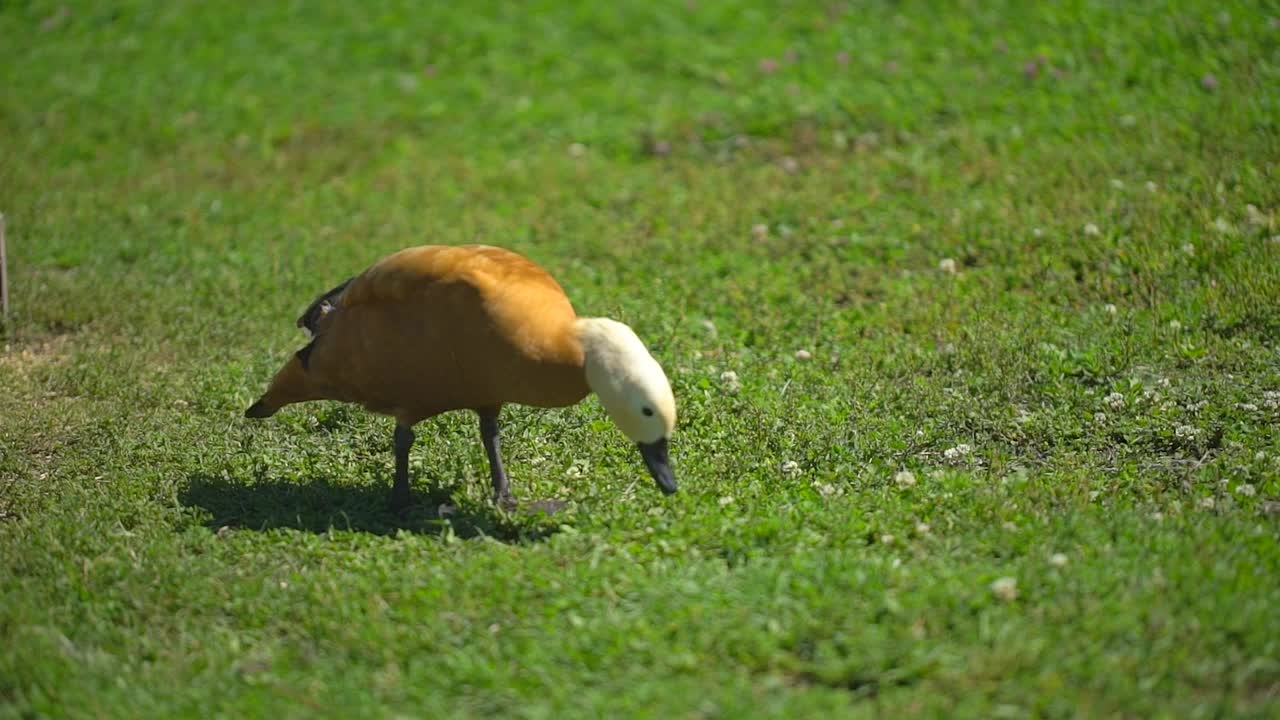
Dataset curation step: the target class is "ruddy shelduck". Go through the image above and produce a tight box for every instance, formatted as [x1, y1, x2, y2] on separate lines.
[245, 244, 677, 511]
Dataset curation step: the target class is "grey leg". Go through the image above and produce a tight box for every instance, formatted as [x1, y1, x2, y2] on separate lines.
[478, 408, 514, 510]
[392, 423, 414, 511]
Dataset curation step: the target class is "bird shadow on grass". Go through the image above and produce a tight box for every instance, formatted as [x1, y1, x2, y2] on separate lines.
[180, 472, 563, 543]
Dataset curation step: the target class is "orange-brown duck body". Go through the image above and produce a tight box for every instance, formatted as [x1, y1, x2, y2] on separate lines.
[246, 244, 677, 511]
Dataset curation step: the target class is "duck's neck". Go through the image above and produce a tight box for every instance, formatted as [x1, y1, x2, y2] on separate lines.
[574, 317, 651, 390]
[575, 317, 631, 367]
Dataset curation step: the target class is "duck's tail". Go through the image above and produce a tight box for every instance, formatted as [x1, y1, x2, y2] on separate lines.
[247, 276, 355, 419]
[245, 353, 319, 418]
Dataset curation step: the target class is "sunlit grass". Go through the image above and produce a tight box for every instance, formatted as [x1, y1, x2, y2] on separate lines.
[2, 1, 1279, 716]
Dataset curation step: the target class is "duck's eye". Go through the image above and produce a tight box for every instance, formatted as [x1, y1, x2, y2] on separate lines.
[642, 406, 654, 417]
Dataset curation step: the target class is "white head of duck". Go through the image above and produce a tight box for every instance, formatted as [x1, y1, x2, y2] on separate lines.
[577, 317, 678, 494]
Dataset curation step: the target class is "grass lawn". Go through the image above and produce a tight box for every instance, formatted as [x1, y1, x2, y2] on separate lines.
[3, 0, 1279, 716]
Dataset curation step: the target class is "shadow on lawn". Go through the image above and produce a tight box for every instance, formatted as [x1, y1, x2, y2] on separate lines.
[181, 473, 563, 542]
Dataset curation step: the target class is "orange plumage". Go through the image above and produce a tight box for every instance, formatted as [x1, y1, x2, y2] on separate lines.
[246, 244, 677, 511]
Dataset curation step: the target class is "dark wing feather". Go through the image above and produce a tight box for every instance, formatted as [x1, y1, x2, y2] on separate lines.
[296, 277, 353, 336]
[294, 277, 353, 370]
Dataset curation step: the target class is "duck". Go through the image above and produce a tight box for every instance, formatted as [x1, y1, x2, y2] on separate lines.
[244, 244, 677, 512]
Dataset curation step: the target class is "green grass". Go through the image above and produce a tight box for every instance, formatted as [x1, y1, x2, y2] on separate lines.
[3, 0, 1280, 716]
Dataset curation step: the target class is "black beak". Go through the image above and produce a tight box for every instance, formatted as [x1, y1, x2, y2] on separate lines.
[638, 438, 677, 495]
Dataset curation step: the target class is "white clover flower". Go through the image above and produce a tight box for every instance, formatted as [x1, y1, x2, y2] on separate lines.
[1182, 242, 1196, 255]
[567, 142, 587, 157]
[1263, 391, 1280, 409]
[990, 577, 1018, 601]
[1049, 553, 1069, 568]
[1213, 217, 1234, 234]
[1083, 223, 1101, 236]
[1199, 497, 1216, 509]
[780, 460, 801, 476]
[1168, 320, 1182, 331]
[1032, 227, 1043, 237]
[814, 482, 839, 498]
[1245, 204, 1268, 226]
[794, 349, 812, 361]
[1235, 403, 1259, 412]
[1236, 484, 1257, 497]
[1175, 424, 1200, 439]
[719, 370, 742, 393]
[1145, 181, 1158, 193]
[895, 470, 917, 488]
[718, 495, 735, 506]
[938, 258, 958, 274]
[915, 522, 931, 535]
[1094, 412, 1107, 423]
[1105, 392, 1126, 409]
[879, 533, 895, 545]
[1110, 179, 1125, 189]
[943, 444, 972, 462]
[751, 223, 769, 240]
[1104, 303, 1118, 315]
